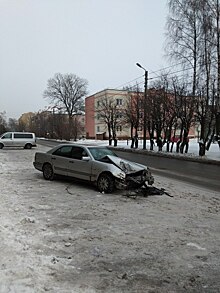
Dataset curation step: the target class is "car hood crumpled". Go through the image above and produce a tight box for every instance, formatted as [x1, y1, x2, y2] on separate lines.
[105, 155, 147, 174]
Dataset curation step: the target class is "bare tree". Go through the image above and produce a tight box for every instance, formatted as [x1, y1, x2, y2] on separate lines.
[71, 114, 84, 141]
[17, 112, 35, 132]
[166, 0, 220, 155]
[44, 73, 88, 140]
[166, 0, 201, 96]
[149, 75, 172, 152]
[8, 118, 19, 131]
[200, 0, 220, 141]
[96, 95, 123, 146]
[0, 112, 7, 134]
[171, 77, 196, 153]
[195, 82, 217, 155]
[123, 85, 142, 148]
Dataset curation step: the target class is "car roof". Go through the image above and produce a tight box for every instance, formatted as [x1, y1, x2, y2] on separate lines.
[54, 143, 108, 148]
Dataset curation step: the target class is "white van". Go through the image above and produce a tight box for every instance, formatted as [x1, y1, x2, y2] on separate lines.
[0, 132, 37, 149]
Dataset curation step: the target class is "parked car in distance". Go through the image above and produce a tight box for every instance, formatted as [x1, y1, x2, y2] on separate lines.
[0, 132, 37, 149]
[33, 144, 154, 193]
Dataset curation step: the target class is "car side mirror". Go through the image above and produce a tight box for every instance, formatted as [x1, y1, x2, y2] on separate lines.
[82, 156, 90, 161]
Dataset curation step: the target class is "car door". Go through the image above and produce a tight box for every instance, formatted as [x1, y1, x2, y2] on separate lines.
[67, 146, 93, 181]
[13, 133, 23, 147]
[51, 145, 73, 176]
[1, 132, 13, 147]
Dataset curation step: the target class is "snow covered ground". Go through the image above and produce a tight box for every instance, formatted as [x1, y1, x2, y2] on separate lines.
[0, 143, 219, 292]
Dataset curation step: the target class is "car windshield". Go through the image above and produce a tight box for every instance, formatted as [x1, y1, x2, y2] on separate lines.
[88, 147, 118, 161]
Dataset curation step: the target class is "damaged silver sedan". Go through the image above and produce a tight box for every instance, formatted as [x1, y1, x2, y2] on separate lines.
[33, 144, 154, 193]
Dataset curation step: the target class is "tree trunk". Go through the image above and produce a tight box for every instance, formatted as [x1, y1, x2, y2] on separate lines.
[199, 142, 206, 156]
[108, 123, 112, 145]
[68, 115, 73, 141]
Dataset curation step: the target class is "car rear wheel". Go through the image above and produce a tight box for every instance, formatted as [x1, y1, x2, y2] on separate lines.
[43, 163, 54, 180]
[24, 143, 32, 149]
[97, 173, 115, 193]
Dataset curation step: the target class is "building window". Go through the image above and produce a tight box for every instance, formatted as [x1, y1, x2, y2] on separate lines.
[116, 112, 123, 119]
[97, 126, 100, 132]
[97, 101, 100, 107]
[116, 98, 123, 106]
[116, 125, 122, 132]
[139, 100, 144, 109]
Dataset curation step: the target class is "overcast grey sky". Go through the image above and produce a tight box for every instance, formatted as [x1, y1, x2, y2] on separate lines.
[0, 0, 168, 119]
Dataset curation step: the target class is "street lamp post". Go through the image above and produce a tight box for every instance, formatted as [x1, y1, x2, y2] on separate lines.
[136, 63, 148, 150]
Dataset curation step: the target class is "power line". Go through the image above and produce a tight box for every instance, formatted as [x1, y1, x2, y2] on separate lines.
[149, 61, 184, 77]
[93, 60, 198, 98]
[117, 66, 194, 90]
[114, 62, 186, 90]
[114, 62, 194, 91]
[115, 74, 144, 90]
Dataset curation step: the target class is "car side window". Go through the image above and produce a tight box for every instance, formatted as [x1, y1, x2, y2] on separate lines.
[2, 133, 12, 139]
[82, 150, 89, 157]
[53, 146, 72, 158]
[71, 146, 84, 160]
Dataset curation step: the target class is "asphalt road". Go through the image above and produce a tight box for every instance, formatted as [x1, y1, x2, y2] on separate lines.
[114, 150, 220, 193]
[37, 139, 220, 192]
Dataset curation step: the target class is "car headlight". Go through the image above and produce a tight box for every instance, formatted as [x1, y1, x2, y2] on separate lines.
[118, 172, 126, 179]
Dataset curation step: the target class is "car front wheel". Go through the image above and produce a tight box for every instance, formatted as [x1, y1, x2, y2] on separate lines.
[97, 173, 115, 193]
[43, 163, 54, 180]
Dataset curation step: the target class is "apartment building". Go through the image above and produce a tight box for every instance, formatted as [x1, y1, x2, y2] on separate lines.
[85, 89, 132, 139]
[85, 88, 198, 141]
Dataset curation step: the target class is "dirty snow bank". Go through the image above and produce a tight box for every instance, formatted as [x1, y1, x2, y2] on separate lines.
[74, 138, 220, 162]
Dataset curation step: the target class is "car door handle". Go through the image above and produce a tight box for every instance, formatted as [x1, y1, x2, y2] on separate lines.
[51, 157, 56, 160]
[69, 161, 74, 163]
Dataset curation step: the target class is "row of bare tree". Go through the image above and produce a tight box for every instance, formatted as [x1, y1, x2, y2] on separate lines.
[95, 83, 195, 153]
[165, 0, 220, 155]
[0, 112, 20, 133]
[95, 72, 219, 156]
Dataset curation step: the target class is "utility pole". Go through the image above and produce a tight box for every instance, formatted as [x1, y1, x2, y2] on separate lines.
[136, 63, 148, 149]
[217, 0, 220, 138]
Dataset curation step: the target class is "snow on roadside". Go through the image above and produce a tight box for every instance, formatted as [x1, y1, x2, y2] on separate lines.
[70, 138, 220, 162]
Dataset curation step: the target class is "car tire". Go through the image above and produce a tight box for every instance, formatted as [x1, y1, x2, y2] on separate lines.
[97, 173, 115, 193]
[43, 163, 54, 180]
[24, 143, 32, 149]
[0, 143, 3, 149]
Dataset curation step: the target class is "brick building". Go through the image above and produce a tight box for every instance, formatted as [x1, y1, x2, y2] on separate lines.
[85, 88, 198, 140]
[85, 89, 132, 139]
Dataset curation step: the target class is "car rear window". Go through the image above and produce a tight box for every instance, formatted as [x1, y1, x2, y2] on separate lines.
[53, 146, 72, 158]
